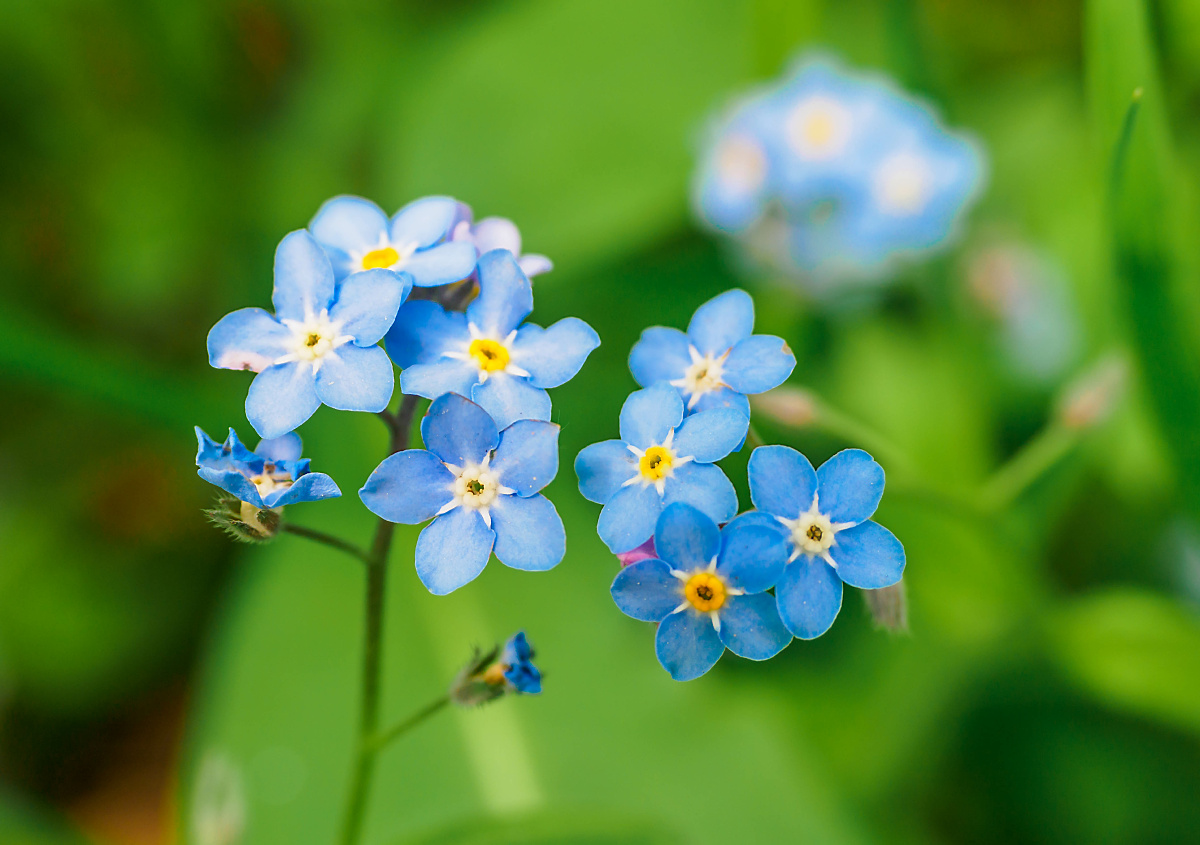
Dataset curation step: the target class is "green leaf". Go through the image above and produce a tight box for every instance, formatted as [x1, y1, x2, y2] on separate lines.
[0, 792, 90, 845]
[393, 810, 682, 845]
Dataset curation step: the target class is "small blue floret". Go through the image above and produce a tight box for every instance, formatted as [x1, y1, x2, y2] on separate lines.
[194, 427, 341, 509]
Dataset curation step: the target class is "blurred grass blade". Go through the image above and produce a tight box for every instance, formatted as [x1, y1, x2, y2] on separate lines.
[392, 811, 684, 845]
[1107, 87, 1142, 194]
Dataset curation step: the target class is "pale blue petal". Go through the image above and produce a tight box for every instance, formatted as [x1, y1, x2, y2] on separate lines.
[816, 448, 885, 525]
[255, 432, 303, 462]
[721, 335, 796, 395]
[511, 318, 600, 389]
[246, 362, 320, 440]
[687, 289, 754, 356]
[469, 217, 521, 253]
[574, 440, 636, 504]
[401, 242, 478, 288]
[718, 593, 792, 660]
[415, 507, 494, 595]
[471, 373, 551, 430]
[611, 559, 681, 622]
[491, 493, 564, 571]
[359, 449, 455, 523]
[197, 467, 264, 508]
[389, 195, 459, 248]
[628, 327, 691, 387]
[491, 419, 559, 496]
[597, 483, 663, 553]
[519, 254, 553, 277]
[716, 513, 789, 594]
[272, 230, 336, 322]
[400, 359, 480, 401]
[662, 462, 738, 525]
[653, 502, 720, 572]
[618, 383, 684, 450]
[314, 345, 394, 412]
[309, 195, 389, 270]
[268, 471, 342, 507]
[776, 559, 843, 640]
[748, 445, 817, 519]
[830, 520, 905, 589]
[194, 427, 232, 467]
[655, 610, 724, 681]
[465, 249, 533, 337]
[690, 388, 751, 417]
[329, 269, 409, 345]
[207, 308, 291, 372]
[420, 393, 498, 467]
[384, 300, 469, 368]
[672, 407, 748, 463]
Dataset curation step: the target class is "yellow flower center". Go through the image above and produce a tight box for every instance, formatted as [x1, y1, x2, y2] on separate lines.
[684, 571, 727, 612]
[804, 113, 835, 147]
[361, 246, 400, 270]
[469, 338, 511, 372]
[639, 446, 674, 481]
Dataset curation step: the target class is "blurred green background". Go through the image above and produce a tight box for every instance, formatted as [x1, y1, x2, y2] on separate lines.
[4, 0, 1200, 843]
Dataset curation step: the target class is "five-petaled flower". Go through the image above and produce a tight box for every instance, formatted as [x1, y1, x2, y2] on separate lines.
[629, 288, 795, 416]
[308, 195, 478, 287]
[487, 631, 542, 694]
[744, 445, 905, 639]
[450, 205, 553, 278]
[195, 427, 341, 508]
[207, 230, 409, 439]
[611, 503, 792, 681]
[359, 393, 565, 595]
[387, 249, 599, 429]
[574, 382, 748, 554]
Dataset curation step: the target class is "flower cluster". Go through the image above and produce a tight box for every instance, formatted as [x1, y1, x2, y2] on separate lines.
[693, 54, 984, 290]
[577, 289, 905, 680]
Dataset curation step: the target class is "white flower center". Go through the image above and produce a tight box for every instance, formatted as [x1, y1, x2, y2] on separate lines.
[874, 152, 933, 215]
[785, 96, 852, 160]
[778, 494, 855, 566]
[715, 134, 768, 193]
[622, 428, 694, 495]
[436, 454, 514, 528]
[444, 323, 531, 383]
[276, 310, 354, 373]
[248, 463, 293, 498]
[670, 345, 729, 409]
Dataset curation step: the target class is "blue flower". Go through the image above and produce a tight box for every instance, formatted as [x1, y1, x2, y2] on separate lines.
[207, 230, 409, 439]
[575, 383, 747, 554]
[692, 89, 779, 234]
[359, 393, 565, 595]
[628, 288, 795, 416]
[308, 195, 478, 287]
[498, 631, 542, 694]
[611, 503, 792, 681]
[195, 427, 341, 508]
[745, 445, 905, 639]
[450, 208, 553, 278]
[386, 249, 599, 429]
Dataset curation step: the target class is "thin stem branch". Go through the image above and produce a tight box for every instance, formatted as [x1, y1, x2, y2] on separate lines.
[978, 423, 1079, 512]
[281, 523, 369, 564]
[365, 695, 450, 755]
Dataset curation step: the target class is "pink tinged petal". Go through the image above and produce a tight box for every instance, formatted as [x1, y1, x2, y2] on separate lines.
[470, 217, 523, 255]
[207, 307, 291, 372]
[518, 254, 553, 277]
[616, 537, 657, 567]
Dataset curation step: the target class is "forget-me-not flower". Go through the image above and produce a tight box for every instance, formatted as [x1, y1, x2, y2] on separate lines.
[575, 383, 747, 554]
[359, 393, 565, 595]
[494, 631, 542, 694]
[308, 195, 478, 287]
[450, 205, 553, 278]
[386, 249, 599, 429]
[195, 427, 341, 508]
[611, 503, 792, 681]
[629, 289, 795, 417]
[745, 445, 905, 639]
[208, 230, 408, 439]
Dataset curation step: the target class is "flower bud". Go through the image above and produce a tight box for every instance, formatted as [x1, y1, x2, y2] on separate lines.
[204, 494, 281, 543]
[863, 581, 908, 633]
[1057, 355, 1128, 431]
[752, 387, 818, 428]
[448, 632, 542, 708]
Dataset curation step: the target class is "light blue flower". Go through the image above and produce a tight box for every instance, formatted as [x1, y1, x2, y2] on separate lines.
[611, 503, 792, 681]
[386, 249, 599, 429]
[745, 445, 905, 639]
[575, 383, 747, 554]
[195, 427, 341, 508]
[628, 288, 795, 416]
[359, 393, 565, 595]
[309, 195, 478, 287]
[207, 230, 409, 439]
[450, 206, 553, 278]
[692, 89, 779, 234]
[498, 631, 542, 694]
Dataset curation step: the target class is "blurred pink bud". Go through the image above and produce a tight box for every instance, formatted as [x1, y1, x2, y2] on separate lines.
[752, 387, 817, 427]
[616, 537, 657, 568]
[1057, 354, 1128, 431]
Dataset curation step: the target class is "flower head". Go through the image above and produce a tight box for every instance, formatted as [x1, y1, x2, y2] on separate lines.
[575, 383, 747, 554]
[359, 393, 565, 594]
[308, 195, 478, 287]
[629, 289, 795, 416]
[195, 427, 341, 509]
[450, 205, 553, 278]
[497, 631, 542, 694]
[744, 445, 905, 639]
[387, 249, 599, 429]
[611, 503, 792, 681]
[449, 631, 543, 707]
[207, 230, 409, 438]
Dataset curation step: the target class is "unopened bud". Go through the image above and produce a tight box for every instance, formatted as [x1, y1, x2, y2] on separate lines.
[191, 751, 245, 845]
[204, 495, 280, 543]
[752, 387, 818, 428]
[448, 631, 542, 707]
[863, 581, 908, 633]
[616, 537, 657, 568]
[1057, 355, 1128, 431]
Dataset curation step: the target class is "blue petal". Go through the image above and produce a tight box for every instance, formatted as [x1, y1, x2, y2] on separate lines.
[469, 217, 522, 254]
[519, 254, 553, 277]
[618, 383, 684, 450]
[775, 559, 843, 640]
[672, 407, 748, 463]
[415, 507, 494, 595]
[314, 345, 394, 413]
[610, 558, 682, 622]
[421, 393, 499, 467]
[628, 326, 691, 387]
[511, 318, 600, 389]
[255, 432, 303, 462]
[830, 520, 905, 589]
[721, 335, 796, 395]
[490, 493, 565, 571]
[716, 513, 789, 594]
[653, 502, 720, 572]
[400, 360, 479, 401]
[491, 419, 559, 496]
[359, 449, 455, 523]
[687, 289, 755, 356]
[197, 467, 264, 508]
[690, 388, 751, 417]
[208, 308, 291, 373]
[718, 593, 792, 660]
[574, 440, 636, 504]
[384, 300, 469, 368]
[597, 482, 663, 553]
[329, 269, 409, 345]
[389, 195, 459, 249]
[465, 249, 533, 337]
[816, 448, 885, 525]
[268, 471, 342, 507]
[662, 462, 738, 525]
[272, 230, 336, 322]
[748, 445, 817, 519]
[655, 610, 724, 681]
[471, 373, 551, 430]
[246, 362, 320, 440]
[401, 242, 478, 288]
[309, 195, 389, 277]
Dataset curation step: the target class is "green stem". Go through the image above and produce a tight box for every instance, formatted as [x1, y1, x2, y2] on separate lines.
[978, 423, 1079, 511]
[1108, 87, 1143, 199]
[281, 523, 369, 564]
[365, 695, 451, 755]
[745, 423, 767, 450]
[809, 397, 915, 475]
